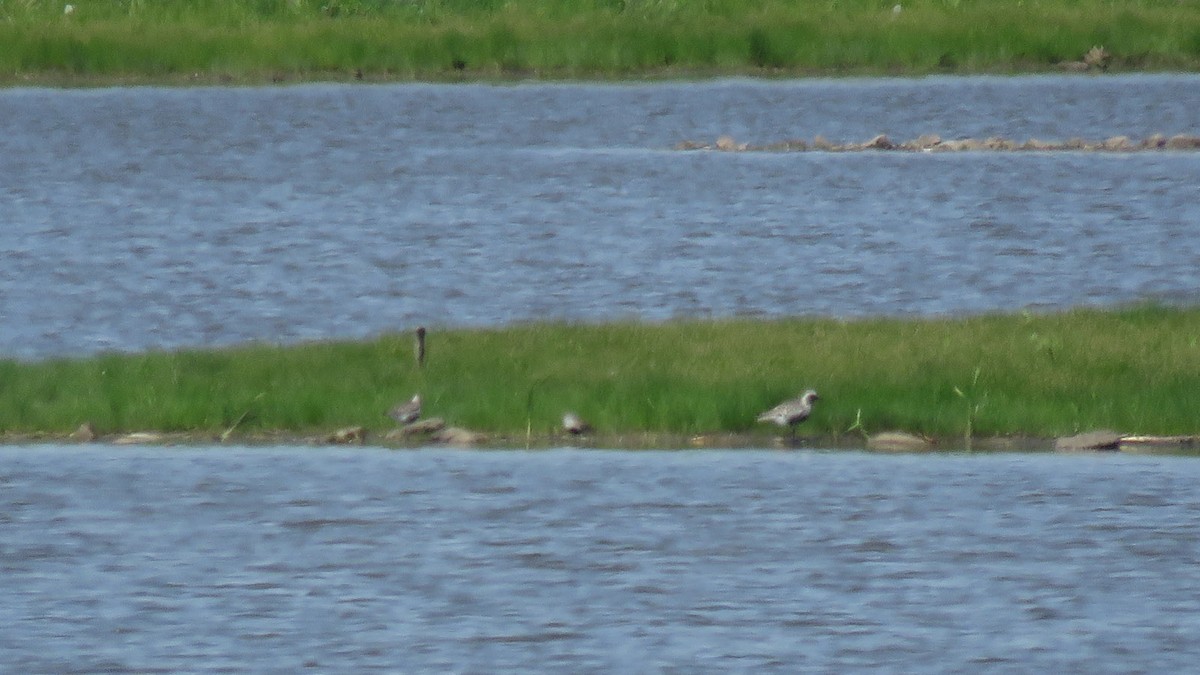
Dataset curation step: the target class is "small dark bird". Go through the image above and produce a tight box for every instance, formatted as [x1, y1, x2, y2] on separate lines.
[414, 326, 427, 369]
[562, 412, 592, 436]
[757, 389, 820, 440]
[389, 394, 421, 425]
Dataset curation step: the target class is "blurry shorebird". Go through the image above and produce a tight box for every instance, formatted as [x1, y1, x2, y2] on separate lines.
[757, 389, 819, 440]
[414, 326, 426, 369]
[389, 394, 421, 425]
[562, 412, 592, 436]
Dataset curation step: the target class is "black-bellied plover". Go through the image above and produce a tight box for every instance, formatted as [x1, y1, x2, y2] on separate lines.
[389, 394, 421, 425]
[757, 389, 819, 439]
[562, 412, 592, 435]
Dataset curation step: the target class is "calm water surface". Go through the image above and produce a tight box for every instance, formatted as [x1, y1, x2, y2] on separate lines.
[2, 446, 1199, 672]
[3, 75, 1200, 358]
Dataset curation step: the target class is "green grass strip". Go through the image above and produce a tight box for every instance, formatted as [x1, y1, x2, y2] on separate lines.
[1, 0, 1198, 84]
[1, 305, 1197, 440]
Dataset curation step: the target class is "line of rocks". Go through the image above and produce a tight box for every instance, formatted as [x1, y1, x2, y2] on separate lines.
[59, 422, 1199, 453]
[65, 420, 490, 448]
[676, 133, 1200, 153]
[863, 429, 1199, 453]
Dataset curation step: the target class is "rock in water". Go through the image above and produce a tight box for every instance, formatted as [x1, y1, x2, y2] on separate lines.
[1054, 430, 1122, 451]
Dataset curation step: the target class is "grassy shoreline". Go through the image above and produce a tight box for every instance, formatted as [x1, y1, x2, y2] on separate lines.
[2, 306, 1198, 448]
[2, 0, 1199, 86]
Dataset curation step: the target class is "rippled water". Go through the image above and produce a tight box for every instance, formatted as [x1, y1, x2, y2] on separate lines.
[3, 75, 1200, 358]
[3, 447, 1200, 672]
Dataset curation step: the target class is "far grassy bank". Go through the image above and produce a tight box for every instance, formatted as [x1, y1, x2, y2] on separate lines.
[1, 0, 1198, 85]
[1, 306, 1197, 445]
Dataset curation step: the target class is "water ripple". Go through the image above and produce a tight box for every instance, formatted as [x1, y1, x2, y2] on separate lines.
[2, 447, 1197, 671]
[2, 77, 1200, 358]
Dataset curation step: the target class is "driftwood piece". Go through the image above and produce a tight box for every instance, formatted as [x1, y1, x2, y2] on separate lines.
[1119, 435, 1198, 449]
[113, 431, 166, 445]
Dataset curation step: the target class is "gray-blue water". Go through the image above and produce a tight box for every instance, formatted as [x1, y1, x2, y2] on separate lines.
[5, 77, 1200, 671]
[3, 447, 1200, 672]
[3, 74, 1200, 359]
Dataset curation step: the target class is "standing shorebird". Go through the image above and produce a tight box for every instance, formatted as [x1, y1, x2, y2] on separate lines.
[562, 411, 592, 436]
[756, 389, 820, 440]
[388, 394, 421, 425]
